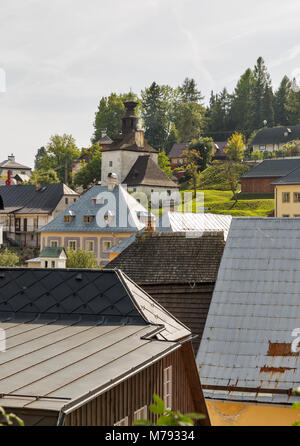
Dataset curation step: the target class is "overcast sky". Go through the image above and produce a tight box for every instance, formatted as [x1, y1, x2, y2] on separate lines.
[1, 0, 300, 168]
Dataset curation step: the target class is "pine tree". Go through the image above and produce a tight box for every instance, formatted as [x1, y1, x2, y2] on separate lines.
[179, 78, 204, 103]
[141, 82, 170, 150]
[229, 69, 254, 135]
[285, 79, 300, 125]
[250, 57, 274, 129]
[274, 75, 292, 125]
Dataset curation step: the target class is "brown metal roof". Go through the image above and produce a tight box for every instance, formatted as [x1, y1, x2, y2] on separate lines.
[123, 155, 178, 188]
[0, 268, 190, 413]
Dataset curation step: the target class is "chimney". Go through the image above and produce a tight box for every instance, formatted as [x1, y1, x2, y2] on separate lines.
[139, 212, 156, 232]
[107, 172, 118, 191]
[122, 101, 139, 134]
[7, 154, 15, 162]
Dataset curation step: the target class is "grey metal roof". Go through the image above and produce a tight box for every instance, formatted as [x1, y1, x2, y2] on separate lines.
[197, 218, 300, 405]
[39, 185, 148, 233]
[271, 166, 300, 185]
[0, 268, 190, 413]
[241, 159, 300, 179]
[166, 212, 232, 240]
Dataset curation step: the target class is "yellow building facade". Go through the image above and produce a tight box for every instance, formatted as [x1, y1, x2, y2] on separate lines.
[40, 231, 134, 267]
[206, 400, 300, 426]
[275, 184, 300, 217]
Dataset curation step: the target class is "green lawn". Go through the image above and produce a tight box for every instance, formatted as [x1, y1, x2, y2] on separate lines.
[178, 189, 274, 217]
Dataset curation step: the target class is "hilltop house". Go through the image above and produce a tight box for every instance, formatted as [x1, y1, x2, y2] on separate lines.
[101, 100, 178, 200]
[105, 231, 226, 353]
[0, 184, 78, 248]
[251, 125, 300, 152]
[0, 154, 32, 185]
[197, 218, 300, 426]
[39, 179, 155, 267]
[0, 268, 209, 426]
[240, 159, 300, 194]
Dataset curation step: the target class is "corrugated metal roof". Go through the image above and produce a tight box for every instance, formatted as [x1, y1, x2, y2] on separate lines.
[167, 212, 232, 240]
[39, 185, 148, 233]
[197, 218, 300, 404]
[0, 268, 190, 412]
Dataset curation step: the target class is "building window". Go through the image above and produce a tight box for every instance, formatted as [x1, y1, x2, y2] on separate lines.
[294, 215, 300, 217]
[51, 261, 55, 268]
[45, 261, 48, 268]
[282, 215, 290, 217]
[103, 241, 112, 252]
[109, 161, 113, 167]
[134, 406, 147, 421]
[64, 215, 72, 223]
[294, 193, 300, 203]
[167, 190, 171, 196]
[84, 215, 94, 223]
[86, 241, 94, 252]
[68, 241, 77, 251]
[65, 198, 69, 205]
[74, 198, 77, 202]
[259, 145, 266, 151]
[114, 417, 128, 426]
[163, 366, 172, 410]
[51, 241, 58, 248]
[282, 192, 290, 203]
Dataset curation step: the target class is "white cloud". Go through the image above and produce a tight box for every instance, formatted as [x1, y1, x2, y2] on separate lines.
[0, 0, 300, 167]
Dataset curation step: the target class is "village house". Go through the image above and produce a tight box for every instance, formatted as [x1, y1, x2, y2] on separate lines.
[0, 154, 32, 185]
[240, 158, 300, 194]
[272, 166, 300, 217]
[0, 267, 210, 426]
[101, 100, 178, 200]
[169, 141, 228, 170]
[0, 183, 79, 248]
[197, 218, 300, 426]
[105, 231, 226, 353]
[39, 179, 155, 267]
[26, 247, 67, 269]
[251, 125, 300, 153]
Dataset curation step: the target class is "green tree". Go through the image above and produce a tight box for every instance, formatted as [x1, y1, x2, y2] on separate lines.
[179, 77, 204, 103]
[285, 79, 300, 124]
[92, 93, 125, 142]
[188, 137, 215, 171]
[37, 134, 80, 185]
[141, 82, 171, 150]
[0, 249, 19, 267]
[274, 75, 292, 125]
[226, 132, 246, 161]
[66, 249, 97, 269]
[229, 69, 254, 135]
[206, 89, 231, 140]
[165, 124, 178, 154]
[34, 146, 47, 170]
[158, 151, 172, 178]
[251, 57, 274, 129]
[175, 102, 207, 142]
[184, 149, 202, 199]
[28, 169, 60, 185]
[74, 144, 102, 189]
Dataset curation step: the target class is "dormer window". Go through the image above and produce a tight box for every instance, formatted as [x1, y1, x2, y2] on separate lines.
[84, 215, 94, 223]
[64, 211, 75, 223]
[92, 197, 104, 205]
[104, 210, 115, 224]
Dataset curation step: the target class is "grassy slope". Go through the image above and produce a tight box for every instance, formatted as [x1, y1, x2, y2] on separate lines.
[197, 162, 251, 190]
[178, 189, 274, 217]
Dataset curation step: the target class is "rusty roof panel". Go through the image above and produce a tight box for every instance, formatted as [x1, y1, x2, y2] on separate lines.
[197, 218, 300, 404]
